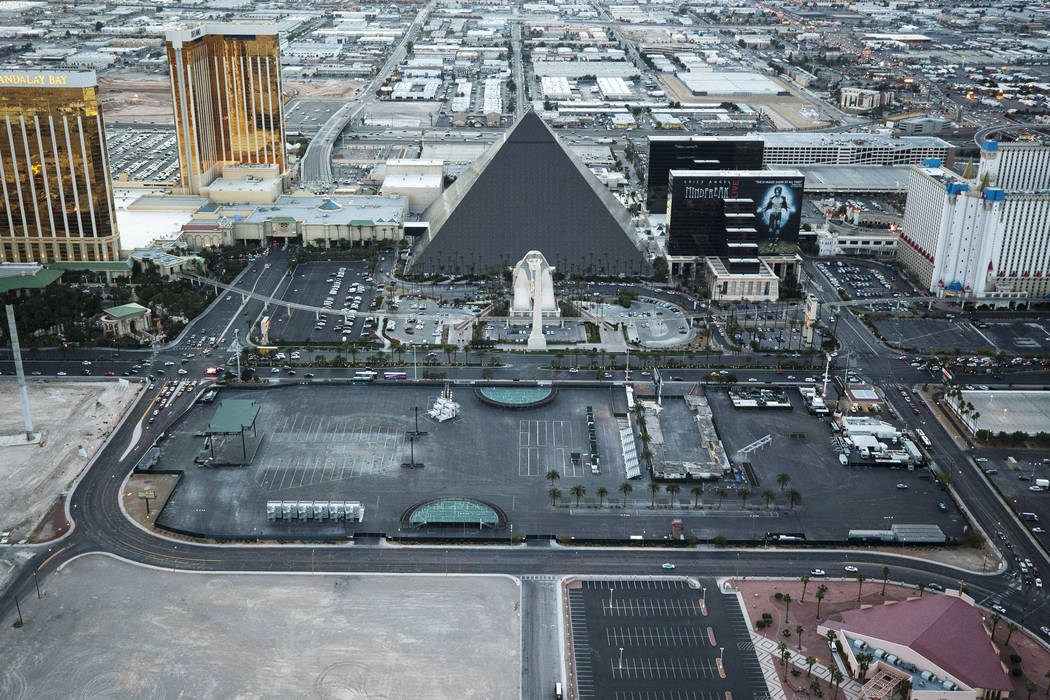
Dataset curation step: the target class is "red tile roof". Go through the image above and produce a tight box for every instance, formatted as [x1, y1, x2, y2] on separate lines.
[830, 595, 1011, 691]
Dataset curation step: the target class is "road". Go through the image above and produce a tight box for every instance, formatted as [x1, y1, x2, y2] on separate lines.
[2, 249, 1050, 697]
[299, 1, 434, 186]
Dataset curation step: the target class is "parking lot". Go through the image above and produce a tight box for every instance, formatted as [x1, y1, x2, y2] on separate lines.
[587, 298, 694, 347]
[149, 383, 648, 540]
[706, 390, 964, 541]
[568, 578, 768, 700]
[106, 125, 179, 184]
[385, 296, 474, 346]
[814, 259, 915, 300]
[976, 320, 1050, 354]
[266, 261, 379, 343]
[483, 319, 587, 344]
[874, 317, 996, 354]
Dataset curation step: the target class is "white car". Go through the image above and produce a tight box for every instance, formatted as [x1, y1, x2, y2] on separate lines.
[177, 368, 188, 375]
[568, 368, 578, 373]
[164, 361, 175, 367]
[992, 604, 1007, 614]
[810, 569, 826, 577]
[844, 565, 859, 573]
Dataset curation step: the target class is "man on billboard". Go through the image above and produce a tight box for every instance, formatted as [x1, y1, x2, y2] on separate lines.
[757, 184, 796, 245]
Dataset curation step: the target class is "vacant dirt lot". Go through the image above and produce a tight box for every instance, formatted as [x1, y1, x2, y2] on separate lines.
[0, 379, 138, 538]
[0, 555, 521, 699]
[98, 72, 173, 123]
[287, 78, 365, 100]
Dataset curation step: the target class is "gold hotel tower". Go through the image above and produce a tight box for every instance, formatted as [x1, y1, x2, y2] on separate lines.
[166, 24, 287, 195]
[0, 70, 120, 263]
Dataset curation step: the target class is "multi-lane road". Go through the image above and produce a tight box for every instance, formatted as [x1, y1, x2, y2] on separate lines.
[2, 250, 1050, 697]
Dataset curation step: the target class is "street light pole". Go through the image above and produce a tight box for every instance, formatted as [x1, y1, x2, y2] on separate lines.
[619, 647, 624, 670]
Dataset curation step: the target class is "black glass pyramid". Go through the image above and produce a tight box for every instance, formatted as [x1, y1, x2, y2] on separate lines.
[410, 111, 650, 277]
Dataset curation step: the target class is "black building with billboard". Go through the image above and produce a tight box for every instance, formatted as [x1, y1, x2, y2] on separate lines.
[646, 136, 764, 213]
[666, 170, 805, 256]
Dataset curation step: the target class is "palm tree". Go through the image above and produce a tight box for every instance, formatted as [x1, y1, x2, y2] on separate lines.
[917, 582, 925, 598]
[691, 484, 704, 508]
[648, 482, 661, 507]
[570, 484, 585, 507]
[666, 483, 681, 508]
[777, 640, 788, 662]
[763, 489, 776, 509]
[738, 487, 751, 509]
[787, 488, 802, 510]
[805, 655, 817, 677]
[856, 572, 866, 602]
[815, 585, 827, 618]
[800, 574, 810, 602]
[549, 487, 561, 507]
[780, 647, 791, 679]
[881, 566, 890, 596]
[716, 488, 727, 509]
[830, 668, 845, 699]
[777, 472, 791, 492]
[619, 482, 633, 507]
[1026, 681, 1037, 700]
[796, 624, 804, 650]
[857, 652, 874, 680]
[1043, 668, 1050, 695]
[546, 469, 560, 488]
[1006, 622, 1018, 645]
[597, 486, 608, 507]
[783, 593, 793, 623]
[990, 612, 1001, 637]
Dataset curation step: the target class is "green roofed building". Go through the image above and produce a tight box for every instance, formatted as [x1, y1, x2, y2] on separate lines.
[97, 302, 152, 340]
[0, 263, 63, 293]
[403, 498, 505, 529]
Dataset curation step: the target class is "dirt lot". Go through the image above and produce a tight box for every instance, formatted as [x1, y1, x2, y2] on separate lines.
[0, 379, 139, 538]
[98, 72, 173, 123]
[657, 73, 829, 129]
[0, 555, 520, 699]
[287, 78, 365, 100]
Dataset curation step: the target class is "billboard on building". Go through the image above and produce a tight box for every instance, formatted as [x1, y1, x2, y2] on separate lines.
[670, 171, 805, 246]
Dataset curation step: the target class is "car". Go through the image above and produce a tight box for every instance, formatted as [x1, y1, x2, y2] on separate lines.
[104, 371, 115, 376]
[303, 373, 314, 378]
[661, 563, 675, 570]
[271, 367, 280, 373]
[1037, 578, 1044, 589]
[81, 369, 91, 375]
[1041, 626, 1050, 637]
[810, 569, 826, 577]
[938, 502, 948, 512]
[568, 368, 578, 373]
[926, 583, 944, 592]
[164, 361, 175, 367]
[896, 482, 909, 490]
[81, 360, 91, 366]
[177, 369, 188, 375]
[56, 371, 67, 376]
[844, 565, 858, 573]
[30, 370, 41, 376]
[992, 604, 1008, 614]
[1033, 527, 1046, 534]
[748, 378, 759, 383]
[984, 468, 998, 475]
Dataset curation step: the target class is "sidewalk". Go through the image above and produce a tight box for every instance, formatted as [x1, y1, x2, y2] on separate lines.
[751, 634, 865, 700]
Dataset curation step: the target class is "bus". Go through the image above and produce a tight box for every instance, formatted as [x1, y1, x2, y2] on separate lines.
[351, 371, 375, 382]
[383, 371, 408, 380]
[916, 429, 931, 448]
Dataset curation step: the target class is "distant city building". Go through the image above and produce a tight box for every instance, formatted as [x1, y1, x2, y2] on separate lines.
[897, 117, 951, 136]
[839, 87, 894, 113]
[165, 24, 287, 195]
[646, 135, 764, 213]
[0, 70, 121, 263]
[898, 139, 1050, 305]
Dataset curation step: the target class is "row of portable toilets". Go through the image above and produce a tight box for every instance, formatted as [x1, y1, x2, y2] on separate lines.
[266, 501, 364, 522]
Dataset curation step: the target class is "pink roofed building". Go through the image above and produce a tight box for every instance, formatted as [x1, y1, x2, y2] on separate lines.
[819, 593, 1011, 700]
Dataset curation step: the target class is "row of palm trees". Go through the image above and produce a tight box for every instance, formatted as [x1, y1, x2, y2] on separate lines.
[544, 469, 802, 510]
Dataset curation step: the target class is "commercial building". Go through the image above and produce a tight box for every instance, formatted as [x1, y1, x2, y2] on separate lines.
[947, 389, 1050, 438]
[96, 302, 153, 340]
[666, 169, 805, 251]
[817, 228, 898, 257]
[410, 111, 648, 277]
[677, 71, 786, 97]
[820, 594, 1012, 700]
[0, 70, 121, 263]
[180, 195, 407, 249]
[166, 24, 287, 195]
[646, 135, 764, 212]
[839, 87, 894, 113]
[380, 159, 443, 213]
[897, 139, 1050, 304]
[758, 133, 954, 168]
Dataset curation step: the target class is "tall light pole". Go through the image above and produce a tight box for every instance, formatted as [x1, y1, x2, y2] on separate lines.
[5, 304, 35, 441]
[618, 646, 624, 671]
